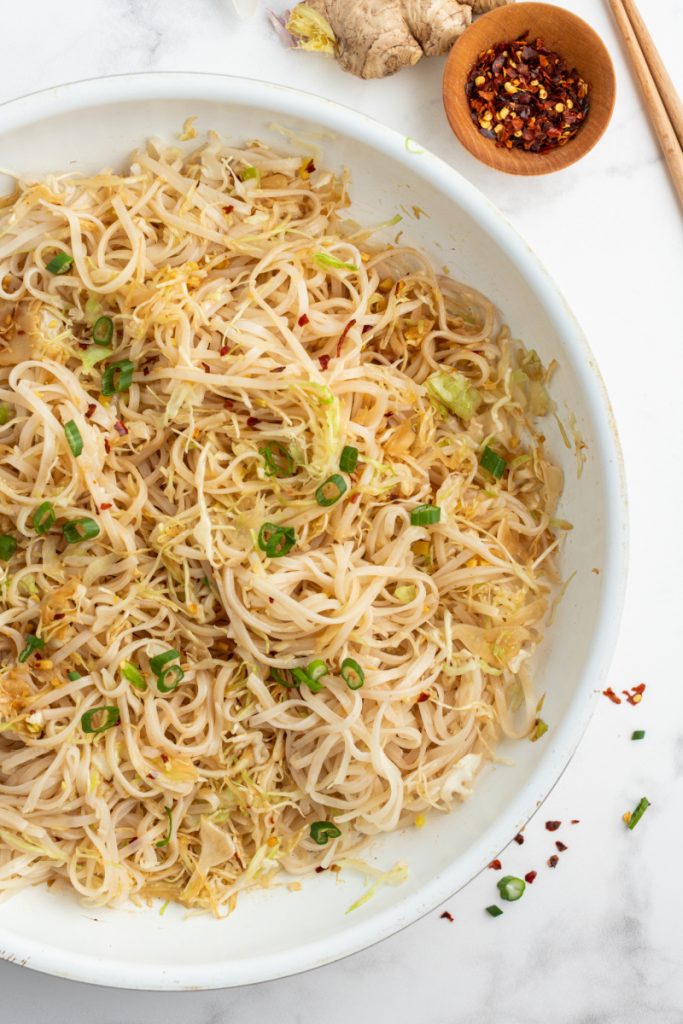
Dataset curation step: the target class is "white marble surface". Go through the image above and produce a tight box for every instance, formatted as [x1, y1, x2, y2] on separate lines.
[1, 0, 682, 1019]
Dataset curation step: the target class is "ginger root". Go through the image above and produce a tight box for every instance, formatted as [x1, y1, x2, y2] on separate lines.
[286, 0, 512, 78]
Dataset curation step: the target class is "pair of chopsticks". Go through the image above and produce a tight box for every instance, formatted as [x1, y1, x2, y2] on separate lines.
[607, 0, 683, 209]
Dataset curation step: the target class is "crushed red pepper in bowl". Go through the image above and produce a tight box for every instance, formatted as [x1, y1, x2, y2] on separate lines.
[465, 35, 590, 153]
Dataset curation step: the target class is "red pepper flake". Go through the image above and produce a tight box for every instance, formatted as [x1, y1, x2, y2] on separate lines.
[524, 870, 537, 884]
[113, 420, 128, 436]
[336, 318, 357, 357]
[547, 854, 559, 868]
[305, 159, 316, 173]
[298, 313, 310, 327]
[78, 342, 89, 350]
[224, 399, 235, 410]
[85, 403, 96, 418]
[488, 859, 502, 870]
[160, 753, 169, 763]
[223, 205, 234, 214]
[555, 841, 568, 852]
[100, 503, 112, 511]
[246, 416, 258, 428]
[53, 612, 65, 620]
[220, 345, 230, 356]
[142, 366, 150, 376]
[513, 833, 525, 845]
[318, 354, 330, 371]
[570, 819, 580, 825]
[417, 691, 430, 703]
[622, 683, 646, 705]
[349, 492, 360, 504]
[104, 438, 111, 454]
[440, 910, 454, 922]
[545, 820, 561, 832]
[602, 687, 622, 704]
[465, 35, 591, 154]
[315, 865, 326, 873]
[201, 362, 211, 373]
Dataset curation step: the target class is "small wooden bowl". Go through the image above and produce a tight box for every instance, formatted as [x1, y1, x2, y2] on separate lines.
[443, 2, 616, 174]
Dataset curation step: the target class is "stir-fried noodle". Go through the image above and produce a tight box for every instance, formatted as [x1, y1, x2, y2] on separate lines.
[0, 133, 563, 914]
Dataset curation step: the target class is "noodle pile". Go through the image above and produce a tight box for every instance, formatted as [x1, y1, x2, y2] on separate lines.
[0, 131, 563, 914]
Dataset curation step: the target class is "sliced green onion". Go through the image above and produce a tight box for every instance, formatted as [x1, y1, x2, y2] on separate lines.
[81, 705, 120, 734]
[257, 522, 296, 558]
[32, 501, 56, 535]
[155, 806, 173, 848]
[0, 402, 12, 425]
[410, 504, 441, 526]
[307, 659, 329, 682]
[627, 796, 650, 830]
[101, 359, 134, 396]
[497, 875, 526, 901]
[314, 252, 358, 273]
[631, 730, 646, 741]
[63, 518, 100, 544]
[310, 820, 342, 845]
[67, 670, 81, 681]
[92, 315, 114, 346]
[341, 657, 365, 690]
[426, 371, 481, 422]
[485, 905, 503, 918]
[260, 441, 294, 478]
[292, 666, 323, 693]
[271, 668, 296, 688]
[339, 445, 359, 473]
[315, 474, 347, 507]
[121, 661, 147, 691]
[18, 633, 45, 663]
[46, 251, 73, 275]
[156, 664, 184, 693]
[0, 534, 17, 560]
[480, 446, 507, 479]
[64, 420, 83, 457]
[149, 649, 180, 675]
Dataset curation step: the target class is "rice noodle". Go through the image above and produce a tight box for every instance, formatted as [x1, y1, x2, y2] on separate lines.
[0, 132, 562, 914]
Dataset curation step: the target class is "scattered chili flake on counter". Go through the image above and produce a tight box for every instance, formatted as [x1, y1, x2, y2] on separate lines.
[513, 833, 525, 845]
[545, 820, 561, 832]
[465, 35, 590, 153]
[602, 687, 621, 704]
[488, 858, 502, 870]
[440, 910, 454, 922]
[547, 854, 559, 868]
[555, 841, 568, 852]
[623, 683, 646, 705]
[571, 820, 580, 825]
[524, 870, 537, 884]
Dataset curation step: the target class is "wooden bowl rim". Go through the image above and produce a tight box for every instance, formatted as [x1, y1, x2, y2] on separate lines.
[442, 1, 617, 175]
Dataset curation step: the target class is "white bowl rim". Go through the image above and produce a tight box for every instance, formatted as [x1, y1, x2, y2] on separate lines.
[0, 71, 628, 991]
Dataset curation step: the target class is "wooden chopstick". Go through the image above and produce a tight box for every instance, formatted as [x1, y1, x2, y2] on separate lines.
[620, 0, 683, 150]
[607, 0, 683, 209]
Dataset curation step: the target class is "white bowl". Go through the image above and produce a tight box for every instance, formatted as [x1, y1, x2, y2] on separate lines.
[0, 73, 627, 990]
